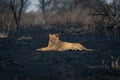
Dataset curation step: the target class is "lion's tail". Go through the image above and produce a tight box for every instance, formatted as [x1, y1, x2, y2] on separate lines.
[83, 47, 93, 51]
[85, 48, 93, 51]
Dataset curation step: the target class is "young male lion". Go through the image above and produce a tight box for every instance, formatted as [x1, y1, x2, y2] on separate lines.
[36, 34, 93, 51]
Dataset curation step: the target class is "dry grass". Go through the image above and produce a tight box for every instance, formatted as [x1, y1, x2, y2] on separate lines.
[21, 7, 93, 30]
[46, 8, 91, 26]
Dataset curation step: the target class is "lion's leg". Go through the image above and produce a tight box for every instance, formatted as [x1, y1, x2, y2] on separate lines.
[75, 47, 83, 51]
[57, 48, 65, 51]
[71, 45, 82, 51]
[78, 45, 93, 51]
[36, 47, 52, 51]
[57, 47, 68, 51]
[72, 45, 88, 51]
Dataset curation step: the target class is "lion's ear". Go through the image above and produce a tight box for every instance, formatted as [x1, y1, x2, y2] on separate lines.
[56, 34, 59, 37]
[49, 34, 52, 37]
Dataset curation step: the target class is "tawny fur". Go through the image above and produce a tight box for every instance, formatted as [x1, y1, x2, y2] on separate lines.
[36, 34, 93, 51]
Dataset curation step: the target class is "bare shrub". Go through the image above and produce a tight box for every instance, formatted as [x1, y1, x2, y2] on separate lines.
[0, 0, 15, 37]
[90, 0, 120, 38]
[45, 6, 92, 28]
[20, 12, 36, 29]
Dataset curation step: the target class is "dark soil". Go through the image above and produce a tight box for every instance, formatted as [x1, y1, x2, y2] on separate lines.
[0, 27, 120, 80]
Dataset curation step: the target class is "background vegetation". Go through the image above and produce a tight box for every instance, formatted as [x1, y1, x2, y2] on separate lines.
[0, 0, 119, 39]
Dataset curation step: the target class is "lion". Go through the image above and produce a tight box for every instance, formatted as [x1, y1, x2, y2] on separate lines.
[36, 34, 93, 51]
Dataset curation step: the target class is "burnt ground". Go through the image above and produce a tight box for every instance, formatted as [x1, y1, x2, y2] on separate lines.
[0, 27, 120, 80]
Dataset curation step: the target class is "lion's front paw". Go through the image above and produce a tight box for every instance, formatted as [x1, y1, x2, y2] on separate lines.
[36, 47, 52, 51]
[36, 48, 42, 51]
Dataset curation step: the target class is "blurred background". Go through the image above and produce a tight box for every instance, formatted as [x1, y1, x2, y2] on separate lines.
[0, 0, 119, 39]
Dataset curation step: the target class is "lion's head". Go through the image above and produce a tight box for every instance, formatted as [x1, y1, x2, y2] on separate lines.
[49, 34, 59, 44]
